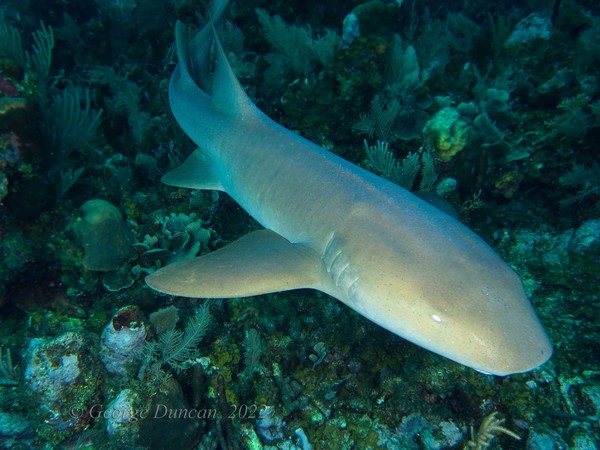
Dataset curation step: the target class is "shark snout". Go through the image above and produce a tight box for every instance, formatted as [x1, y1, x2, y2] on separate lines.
[453, 301, 553, 376]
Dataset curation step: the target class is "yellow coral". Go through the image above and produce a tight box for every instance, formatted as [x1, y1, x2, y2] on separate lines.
[422, 107, 469, 161]
[0, 97, 27, 115]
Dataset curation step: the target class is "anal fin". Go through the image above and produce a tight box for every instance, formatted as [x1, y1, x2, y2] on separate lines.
[146, 230, 325, 298]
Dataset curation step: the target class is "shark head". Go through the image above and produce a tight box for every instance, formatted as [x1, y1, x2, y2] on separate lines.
[331, 198, 552, 376]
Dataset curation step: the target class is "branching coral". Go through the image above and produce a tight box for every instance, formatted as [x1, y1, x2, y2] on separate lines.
[0, 346, 19, 386]
[464, 412, 521, 450]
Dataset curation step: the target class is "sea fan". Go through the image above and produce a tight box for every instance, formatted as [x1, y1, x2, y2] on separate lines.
[157, 303, 212, 371]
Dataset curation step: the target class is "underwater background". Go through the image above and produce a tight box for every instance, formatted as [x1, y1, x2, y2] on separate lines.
[0, 0, 599, 448]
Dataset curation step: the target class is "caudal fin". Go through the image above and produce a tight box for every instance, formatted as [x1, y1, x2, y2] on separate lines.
[172, 0, 261, 123]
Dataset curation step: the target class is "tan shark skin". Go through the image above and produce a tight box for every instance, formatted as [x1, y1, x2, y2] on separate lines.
[146, 12, 552, 375]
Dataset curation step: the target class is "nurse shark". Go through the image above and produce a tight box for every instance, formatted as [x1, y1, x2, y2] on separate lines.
[146, 4, 552, 375]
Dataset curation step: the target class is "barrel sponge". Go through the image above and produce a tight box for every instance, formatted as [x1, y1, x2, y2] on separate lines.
[75, 199, 133, 271]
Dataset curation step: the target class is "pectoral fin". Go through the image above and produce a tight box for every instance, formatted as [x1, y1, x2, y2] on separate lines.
[146, 230, 325, 298]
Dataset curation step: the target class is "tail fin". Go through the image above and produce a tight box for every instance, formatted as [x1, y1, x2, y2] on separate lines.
[178, 0, 230, 91]
[165, 0, 264, 190]
[171, 0, 261, 124]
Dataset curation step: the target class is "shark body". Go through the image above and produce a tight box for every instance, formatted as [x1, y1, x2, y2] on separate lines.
[146, 15, 552, 375]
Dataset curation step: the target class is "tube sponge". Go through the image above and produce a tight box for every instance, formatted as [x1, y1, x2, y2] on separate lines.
[100, 306, 147, 376]
[75, 199, 133, 271]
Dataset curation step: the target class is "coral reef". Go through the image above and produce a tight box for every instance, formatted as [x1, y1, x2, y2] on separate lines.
[23, 332, 101, 441]
[0, 0, 599, 448]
